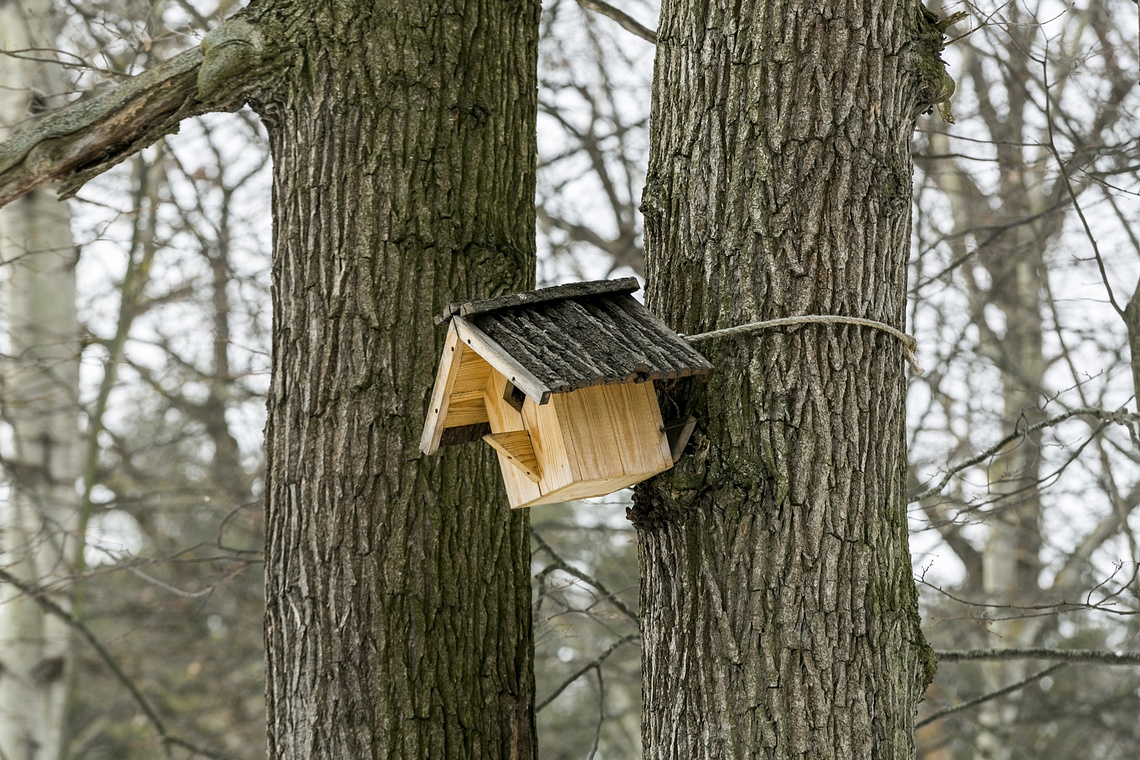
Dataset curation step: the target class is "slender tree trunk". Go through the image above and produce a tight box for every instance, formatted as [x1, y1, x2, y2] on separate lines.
[259, 1, 539, 757]
[632, 0, 939, 757]
[975, 221, 1046, 760]
[0, 2, 80, 758]
[922, 18, 1058, 749]
[925, 129, 1049, 759]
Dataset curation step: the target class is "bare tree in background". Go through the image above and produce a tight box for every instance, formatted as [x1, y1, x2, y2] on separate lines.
[536, 1, 1140, 757]
[528, 5, 659, 758]
[1, 2, 270, 756]
[0, 2, 80, 757]
[0, 0, 542, 757]
[537, 0, 656, 284]
[1, 0, 1137, 757]
[66, 124, 271, 756]
[908, 1, 1140, 757]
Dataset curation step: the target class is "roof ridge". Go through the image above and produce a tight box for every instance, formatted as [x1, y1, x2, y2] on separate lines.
[434, 277, 640, 325]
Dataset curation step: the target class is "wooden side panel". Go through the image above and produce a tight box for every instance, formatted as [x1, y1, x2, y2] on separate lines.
[484, 370, 542, 507]
[552, 388, 624, 482]
[496, 382, 674, 508]
[610, 381, 675, 474]
[522, 390, 574, 494]
[479, 374, 675, 509]
[556, 382, 673, 483]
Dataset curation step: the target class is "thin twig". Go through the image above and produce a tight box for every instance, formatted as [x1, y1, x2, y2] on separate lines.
[937, 648, 1140, 665]
[919, 577, 1136, 617]
[589, 667, 604, 760]
[0, 567, 235, 759]
[910, 406, 1140, 502]
[1041, 45, 1123, 316]
[532, 528, 639, 626]
[575, 0, 658, 44]
[536, 634, 637, 712]
[916, 664, 1068, 729]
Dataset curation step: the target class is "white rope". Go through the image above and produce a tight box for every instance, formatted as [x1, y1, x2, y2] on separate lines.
[682, 314, 924, 374]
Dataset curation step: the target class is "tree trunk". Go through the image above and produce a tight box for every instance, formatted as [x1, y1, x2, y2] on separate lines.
[0, 3, 80, 759]
[259, 1, 539, 757]
[632, 0, 938, 757]
[919, 14, 1063, 751]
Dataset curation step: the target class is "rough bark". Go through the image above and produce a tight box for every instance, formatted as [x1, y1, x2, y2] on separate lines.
[0, 2, 80, 757]
[258, 1, 538, 758]
[0, 0, 540, 755]
[630, 0, 939, 757]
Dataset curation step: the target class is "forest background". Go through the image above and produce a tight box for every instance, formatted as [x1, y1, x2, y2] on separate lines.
[0, 0, 1138, 758]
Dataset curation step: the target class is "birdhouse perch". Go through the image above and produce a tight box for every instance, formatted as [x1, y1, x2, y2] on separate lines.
[420, 278, 713, 508]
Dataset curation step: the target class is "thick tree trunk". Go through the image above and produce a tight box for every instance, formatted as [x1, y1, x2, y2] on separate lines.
[0, 3, 80, 759]
[632, 0, 938, 757]
[260, 1, 539, 758]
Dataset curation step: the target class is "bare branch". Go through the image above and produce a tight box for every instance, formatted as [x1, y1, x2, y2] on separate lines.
[916, 664, 1068, 729]
[0, 15, 266, 207]
[0, 566, 236, 759]
[909, 407, 1140, 503]
[575, 0, 657, 45]
[536, 634, 637, 712]
[532, 528, 639, 626]
[919, 576, 1136, 617]
[937, 648, 1140, 665]
[1041, 50, 1124, 317]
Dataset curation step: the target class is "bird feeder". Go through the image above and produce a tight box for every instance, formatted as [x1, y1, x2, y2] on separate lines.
[420, 278, 713, 508]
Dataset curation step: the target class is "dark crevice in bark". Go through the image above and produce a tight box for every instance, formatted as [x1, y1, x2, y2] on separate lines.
[635, 0, 935, 757]
[260, 2, 539, 758]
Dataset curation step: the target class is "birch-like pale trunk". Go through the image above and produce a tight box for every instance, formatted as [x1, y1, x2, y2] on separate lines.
[0, 2, 80, 758]
[926, 128, 1049, 760]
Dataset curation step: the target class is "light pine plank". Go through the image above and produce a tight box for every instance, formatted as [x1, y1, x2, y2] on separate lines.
[419, 323, 464, 454]
[448, 389, 486, 405]
[555, 382, 671, 481]
[523, 387, 575, 491]
[442, 403, 490, 427]
[482, 431, 542, 482]
[484, 370, 543, 507]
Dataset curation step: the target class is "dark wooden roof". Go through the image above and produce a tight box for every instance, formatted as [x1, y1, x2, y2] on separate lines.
[439, 278, 713, 398]
[435, 278, 640, 324]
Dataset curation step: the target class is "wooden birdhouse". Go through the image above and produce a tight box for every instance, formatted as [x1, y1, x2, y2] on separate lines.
[420, 278, 713, 508]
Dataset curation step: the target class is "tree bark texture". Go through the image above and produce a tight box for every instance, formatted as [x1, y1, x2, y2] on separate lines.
[260, 1, 538, 758]
[0, 2, 80, 758]
[632, 1, 939, 757]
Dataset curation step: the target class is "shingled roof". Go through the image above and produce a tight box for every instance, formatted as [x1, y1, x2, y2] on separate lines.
[436, 278, 712, 402]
